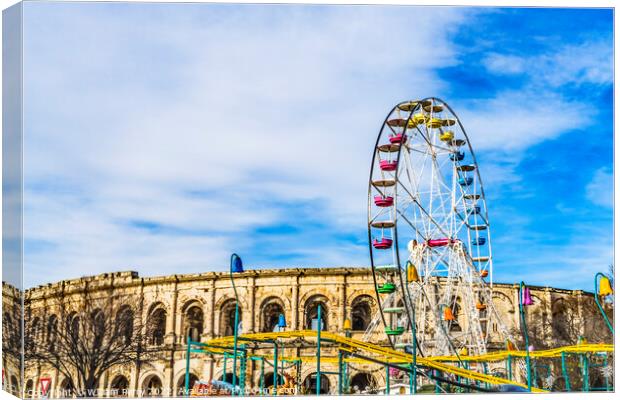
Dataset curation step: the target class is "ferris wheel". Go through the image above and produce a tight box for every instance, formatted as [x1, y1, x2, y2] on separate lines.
[366, 98, 514, 360]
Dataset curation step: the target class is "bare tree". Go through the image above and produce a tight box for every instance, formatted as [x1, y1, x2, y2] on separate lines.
[24, 290, 155, 397]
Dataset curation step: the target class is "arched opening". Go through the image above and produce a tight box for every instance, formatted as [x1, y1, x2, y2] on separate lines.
[261, 298, 284, 332]
[552, 299, 573, 344]
[351, 295, 374, 331]
[47, 314, 58, 351]
[183, 304, 204, 343]
[350, 372, 376, 394]
[147, 308, 167, 346]
[115, 305, 134, 345]
[29, 317, 41, 345]
[59, 377, 75, 398]
[262, 372, 285, 389]
[110, 375, 129, 397]
[219, 300, 240, 337]
[449, 298, 462, 332]
[217, 372, 240, 384]
[304, 296, 328, 331]
[9, 375, 19, 396]
[66, 312, 80, 341]
[142, 375, 163, 397]
[177, 373, 199, 396]
[303, 373, 330, 394]
[25, 379, 34, 398]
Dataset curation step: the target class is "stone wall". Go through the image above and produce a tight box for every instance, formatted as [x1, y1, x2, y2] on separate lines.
[3, 267, 610, 397]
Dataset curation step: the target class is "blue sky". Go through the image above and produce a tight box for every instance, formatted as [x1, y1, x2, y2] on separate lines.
[21, 4, 613, 290]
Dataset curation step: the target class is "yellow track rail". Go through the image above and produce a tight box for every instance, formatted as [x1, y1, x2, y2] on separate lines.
[205, 330, 615, 392]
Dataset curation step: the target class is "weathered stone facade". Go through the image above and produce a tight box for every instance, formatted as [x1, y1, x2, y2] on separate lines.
[3, 267, 612, 397]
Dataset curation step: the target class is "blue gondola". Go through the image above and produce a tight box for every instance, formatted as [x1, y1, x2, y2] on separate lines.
[468, 206, 481, 215]
[459, 177, 473, 186]
[472, 237, 486, 245]
[450, 151, 465, 161]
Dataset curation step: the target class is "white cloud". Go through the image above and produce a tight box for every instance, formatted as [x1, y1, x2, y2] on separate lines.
[586, 167, 613, 208]
[482, 39, 613, 88]
[456, 91, 591, 151]
[22, 4, 469, 286]
[482, 53, 526, 75]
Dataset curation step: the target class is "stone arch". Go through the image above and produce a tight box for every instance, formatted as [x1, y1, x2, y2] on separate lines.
[147, 305, 167, 346]
[176, 373, 199, 396]
[58, 377, 75, 398]
[303, 294, 329, 331]
[47, 314, 59, 347]
[219, 298, 241, 337]
[261, 372, 284, 390]
[448, 296, 462, 332]
[109, 375, 130, 397]
[491, 291, 515, 335]
[65, 311, 80, 340]
[350, 295, 375, 331]
[9, 375, 19, 396]
[551, 297, 574, 343]
[114, 305, 134, 345]
[181, 301, 204, 343]
[302, 372, 331, 394]
[259, 296, 286, 332]
[349, 372, 377, 393]
[492, 291, 515, 313]
[216, 371, 240, 385]
[141, 374, 164, 397]
[24, 378, 34, 398]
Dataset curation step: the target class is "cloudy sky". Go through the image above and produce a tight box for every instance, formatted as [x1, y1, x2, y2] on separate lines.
[21, 3, 612, 290]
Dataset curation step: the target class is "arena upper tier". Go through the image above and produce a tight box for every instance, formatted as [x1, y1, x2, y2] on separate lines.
[3, 267, 612, 397]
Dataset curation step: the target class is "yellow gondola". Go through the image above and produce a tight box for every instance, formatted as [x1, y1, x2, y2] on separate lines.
[426, 117, 443, 128]
[440, 131, 454, 142]
[413, 113, 427, 124]
[407, 262, 420, 282]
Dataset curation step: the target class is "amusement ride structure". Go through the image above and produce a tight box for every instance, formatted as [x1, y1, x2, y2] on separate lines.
[366, 97, 516, 360]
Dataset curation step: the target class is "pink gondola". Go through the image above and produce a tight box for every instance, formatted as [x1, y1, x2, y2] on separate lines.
[379, 160, 398, 171]
[427, 238, 454, 247]
[374, 195, 394, 207]
[373, 238, 393, 249]
[389, 133, 406, 144]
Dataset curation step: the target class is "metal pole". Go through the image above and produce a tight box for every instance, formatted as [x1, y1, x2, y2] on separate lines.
[274, 341, 278, 395]
[316, 304, 322, 396]
[594, 273, 614, 334]
[411, 305, 417, 394]
[185, 336, 191, 397]
[260, 358, 265, 394]
[344, 328, 351, 393]
[223, 354, 228, 384]
[230, 254, 242, 395]
[519, 281, 532, 392]
[385, 366, 390, 395]
[507, 355, 512, 381]
[561, 352, 570, 391]
[337, 351, 343, 395]
[582, 354, 589, 392]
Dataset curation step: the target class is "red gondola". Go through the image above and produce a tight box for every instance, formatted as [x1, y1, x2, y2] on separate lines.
[373, 238, 393, 249]
[379, 160, 398, 171]
[374, 195, 394, 207]
[389, 133, 406, 144]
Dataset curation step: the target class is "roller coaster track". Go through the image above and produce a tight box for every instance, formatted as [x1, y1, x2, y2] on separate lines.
[205, 330, 613, 392]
